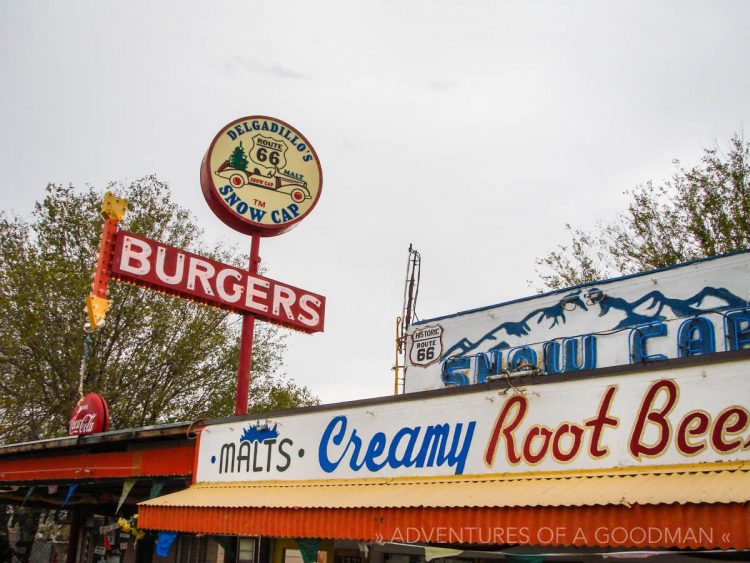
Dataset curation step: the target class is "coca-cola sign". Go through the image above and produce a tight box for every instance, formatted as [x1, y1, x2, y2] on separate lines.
[68, 393, 110, 436]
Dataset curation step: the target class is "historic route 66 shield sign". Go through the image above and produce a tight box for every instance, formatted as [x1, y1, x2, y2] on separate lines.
[248, 135, 288, 176]
[409, 324, 443, 367]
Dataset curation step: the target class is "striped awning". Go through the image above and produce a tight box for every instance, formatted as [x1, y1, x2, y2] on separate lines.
[139, 464, 750, 550]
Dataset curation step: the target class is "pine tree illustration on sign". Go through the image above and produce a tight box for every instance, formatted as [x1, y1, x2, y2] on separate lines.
[229, 142, 248, 171]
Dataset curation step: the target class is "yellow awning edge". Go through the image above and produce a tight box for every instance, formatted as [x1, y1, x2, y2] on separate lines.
[140, 465, 750, 510]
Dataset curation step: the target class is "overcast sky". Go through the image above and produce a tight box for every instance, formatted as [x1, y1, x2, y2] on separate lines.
[1, 1, 748, 405]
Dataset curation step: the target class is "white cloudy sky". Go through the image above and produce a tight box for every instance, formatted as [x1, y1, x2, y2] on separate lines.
[1, 1, 748, 404]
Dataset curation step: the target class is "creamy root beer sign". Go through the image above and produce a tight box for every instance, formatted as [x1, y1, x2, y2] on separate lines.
[195, 358, 750, 482]
[200, 116, 323, 236]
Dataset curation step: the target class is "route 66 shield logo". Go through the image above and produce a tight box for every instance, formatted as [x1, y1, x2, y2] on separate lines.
[249, 135, 288, 176]
[409, 324, 443, 367]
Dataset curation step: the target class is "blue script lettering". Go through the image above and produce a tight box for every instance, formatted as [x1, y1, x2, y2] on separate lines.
[318, 416, 476, 475]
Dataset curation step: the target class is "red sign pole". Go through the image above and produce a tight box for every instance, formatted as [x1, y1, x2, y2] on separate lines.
[235, 235, 261, 415]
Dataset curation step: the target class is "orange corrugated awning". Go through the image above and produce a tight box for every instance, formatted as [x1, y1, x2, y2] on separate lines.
[0, 444, 194, 482]
[139, 464, 750, 550]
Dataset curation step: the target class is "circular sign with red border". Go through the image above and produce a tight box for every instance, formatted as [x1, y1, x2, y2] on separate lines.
[68, 393, 110, 436]
[200, 116, 323, 236]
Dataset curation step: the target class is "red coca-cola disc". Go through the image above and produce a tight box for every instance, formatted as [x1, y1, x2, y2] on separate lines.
[68, 393, 110, 436]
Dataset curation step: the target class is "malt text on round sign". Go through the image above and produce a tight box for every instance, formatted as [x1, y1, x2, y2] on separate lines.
[200, 116, 323, 237]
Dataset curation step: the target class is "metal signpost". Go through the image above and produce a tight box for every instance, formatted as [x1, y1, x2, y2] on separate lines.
[201, 115, 324, 414]
[86, 115, 324, 415]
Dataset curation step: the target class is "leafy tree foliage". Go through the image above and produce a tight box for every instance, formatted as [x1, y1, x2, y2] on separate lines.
[0, 176, 317, 443]
[535, 134, 750, 290]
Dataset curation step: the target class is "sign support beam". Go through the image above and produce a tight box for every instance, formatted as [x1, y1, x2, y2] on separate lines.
[235, 236, 261, 415]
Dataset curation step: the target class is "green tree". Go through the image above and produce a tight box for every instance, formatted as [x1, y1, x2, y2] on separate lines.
[535, 134, 750, 290]
[229, 141, 249, 171]
[0, 176, 317, 443]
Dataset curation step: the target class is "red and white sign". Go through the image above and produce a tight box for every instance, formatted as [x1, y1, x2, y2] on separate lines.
[110, 231, 325, 333]
[68, 393, 110, 436]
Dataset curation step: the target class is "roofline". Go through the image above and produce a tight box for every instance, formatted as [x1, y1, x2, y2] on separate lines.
[198, 348, 750, 427]
[0, 420, 192, 456]
[414, 248, 750, 326]
[4, 348, 749, 455]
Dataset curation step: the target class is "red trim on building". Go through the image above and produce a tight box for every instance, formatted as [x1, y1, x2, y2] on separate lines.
[0, 444, 194, 482]
[139, 502, 750, 550]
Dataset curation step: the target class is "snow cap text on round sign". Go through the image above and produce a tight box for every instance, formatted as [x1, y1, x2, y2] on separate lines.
[200, 116, 323, 236]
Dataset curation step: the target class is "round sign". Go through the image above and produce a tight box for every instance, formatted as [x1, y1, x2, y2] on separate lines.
[200, 116, 323, 236]
[68, 393, 110, 436]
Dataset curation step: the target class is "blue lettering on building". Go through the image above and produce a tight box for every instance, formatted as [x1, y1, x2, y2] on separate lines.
[508, 346, 537, 370]
[318, 415, 476, 475]
[442, 334, 598, 386]
[725, 308, 750, 351]
[215, 424, 293, 474]
[629, 322, 668, 363]
[442, 357, 471, 386]
[436, 285, 747, 387]
[542, 336, 597, 374]
[677, 317, 715, 357]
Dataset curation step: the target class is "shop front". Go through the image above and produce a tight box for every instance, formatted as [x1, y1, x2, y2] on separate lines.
[0, 422, 196, 562]
[3, 348, 748, 561]
[138, 350, 750, 561]
[136, 252, 750, 561]
[4, 172, 750, 562]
